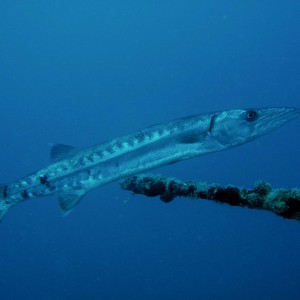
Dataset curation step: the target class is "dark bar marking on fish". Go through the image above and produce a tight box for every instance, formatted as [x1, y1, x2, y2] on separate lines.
[87, 155, 94, 163]
[39, 175, 48, 185]
[135, 131, 145, 142]
[3, 185, 7, 198]
[21, 190, 29, 199]
[208, 114, 216, 134]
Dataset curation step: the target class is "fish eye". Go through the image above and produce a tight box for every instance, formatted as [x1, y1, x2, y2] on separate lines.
[245, 110, 258, 122]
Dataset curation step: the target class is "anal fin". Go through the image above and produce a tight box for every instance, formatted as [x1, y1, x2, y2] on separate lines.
[0, 206, 11, 222]
[57, 192, 86, 213]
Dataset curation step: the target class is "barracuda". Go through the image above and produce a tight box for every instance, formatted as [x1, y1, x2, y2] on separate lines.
[0, 107, 299, 221]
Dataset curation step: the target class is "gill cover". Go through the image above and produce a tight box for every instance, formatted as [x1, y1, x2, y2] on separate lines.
[210, 109, 256, 147]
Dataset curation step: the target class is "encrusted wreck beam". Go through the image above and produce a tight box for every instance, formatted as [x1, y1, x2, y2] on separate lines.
[120, 175, 300, 221]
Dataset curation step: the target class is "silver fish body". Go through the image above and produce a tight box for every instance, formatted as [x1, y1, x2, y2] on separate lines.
[0, 107, 299, 220]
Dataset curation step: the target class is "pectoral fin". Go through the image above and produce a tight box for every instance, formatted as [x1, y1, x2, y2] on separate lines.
[178, 132, 207, 144]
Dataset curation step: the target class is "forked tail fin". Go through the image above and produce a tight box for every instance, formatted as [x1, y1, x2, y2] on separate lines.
[0, 184, 12, 222]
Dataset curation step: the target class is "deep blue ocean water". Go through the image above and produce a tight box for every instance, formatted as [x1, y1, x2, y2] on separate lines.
[1, 1, 300, 299]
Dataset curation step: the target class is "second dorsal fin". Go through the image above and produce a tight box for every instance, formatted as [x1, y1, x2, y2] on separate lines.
[50, 144, 80, 162]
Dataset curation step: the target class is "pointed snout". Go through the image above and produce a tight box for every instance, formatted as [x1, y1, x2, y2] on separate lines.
[254, 107, 300, 137]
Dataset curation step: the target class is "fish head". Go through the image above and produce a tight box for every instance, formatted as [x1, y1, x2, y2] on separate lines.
[210, 107, 300, 147]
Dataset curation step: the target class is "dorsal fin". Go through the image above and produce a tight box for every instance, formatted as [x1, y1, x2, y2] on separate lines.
[50, 144, 80, 162]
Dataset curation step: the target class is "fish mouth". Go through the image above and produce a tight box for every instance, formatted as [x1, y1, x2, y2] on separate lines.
[256, 107, 300, 136]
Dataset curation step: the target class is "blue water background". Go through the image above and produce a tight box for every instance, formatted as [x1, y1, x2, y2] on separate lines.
[1, 1, 300, 299]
